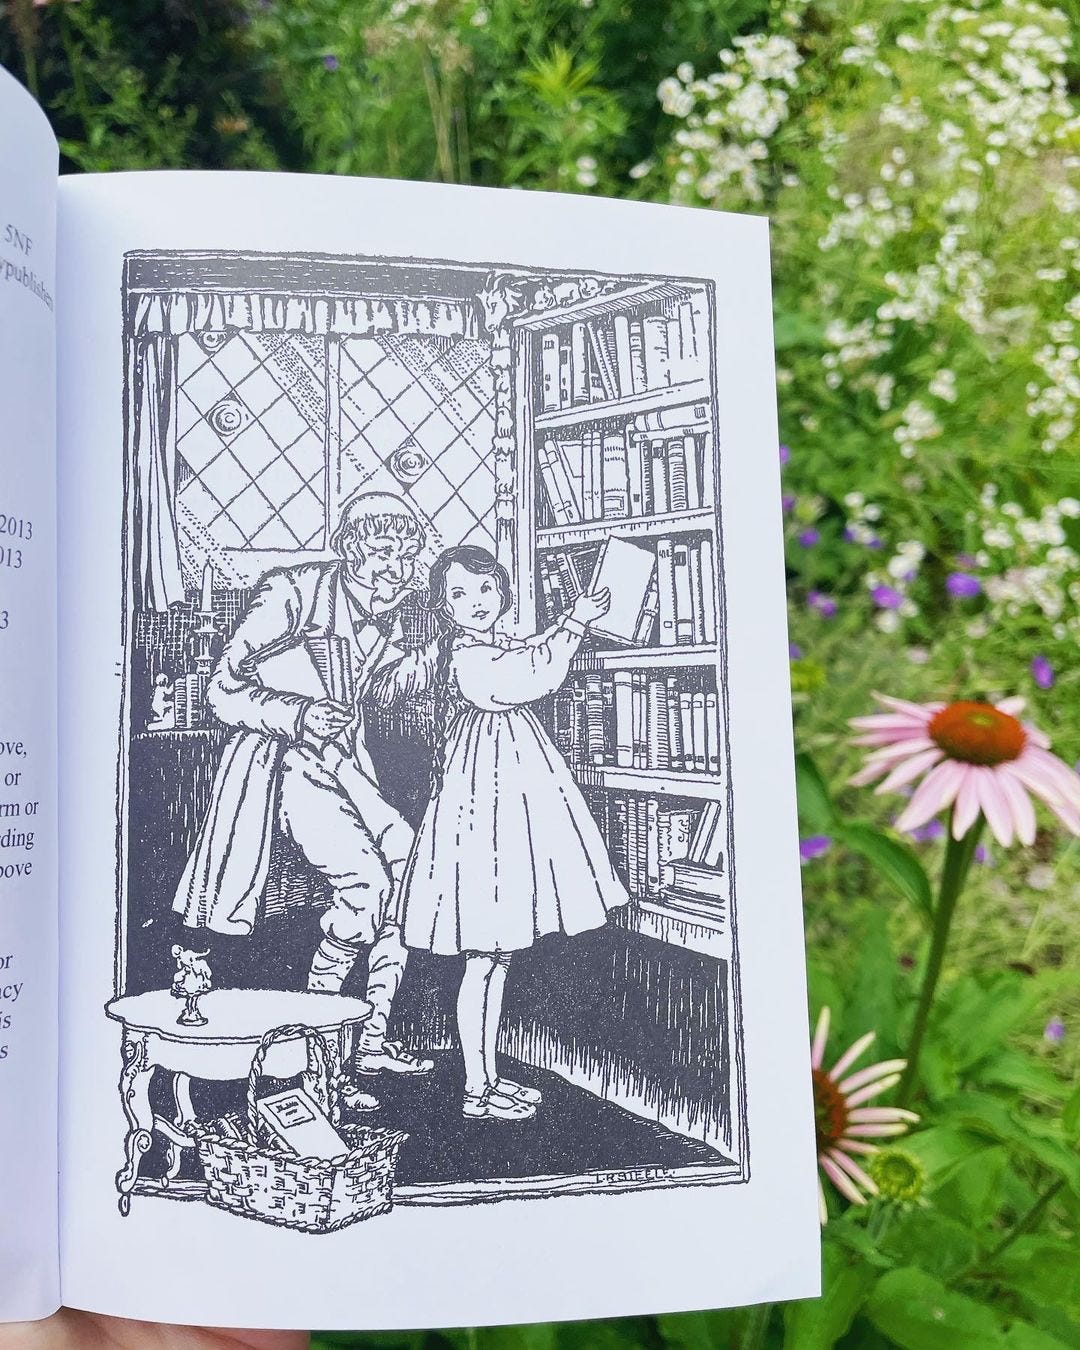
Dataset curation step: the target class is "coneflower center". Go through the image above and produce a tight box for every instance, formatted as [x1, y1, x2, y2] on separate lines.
[812, 1068, 849, 1153]
[928, 701, 1026, 767]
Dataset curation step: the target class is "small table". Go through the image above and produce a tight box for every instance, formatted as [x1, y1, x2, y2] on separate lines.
[105, 989, 371, 1215]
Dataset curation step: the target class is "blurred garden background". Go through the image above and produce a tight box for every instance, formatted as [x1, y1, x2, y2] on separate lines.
[2, 0, 1078, 1345]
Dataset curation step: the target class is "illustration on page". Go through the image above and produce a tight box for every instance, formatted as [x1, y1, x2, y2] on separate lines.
[109, 249, 747, 1231]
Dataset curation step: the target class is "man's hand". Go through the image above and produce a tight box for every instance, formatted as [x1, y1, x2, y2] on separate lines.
[300, 698, 353, 741]
[0, 1310, 308, 1350]
[570, 588, 612, 627]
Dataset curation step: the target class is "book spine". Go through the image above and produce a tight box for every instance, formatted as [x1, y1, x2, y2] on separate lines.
[688, 541, 705, 646]
[582, 429, 596, 522]
[656, 537, 677, 646]
[627, 433, 646, 518]
[677, 299, 697, 374]
[665, 317, 682, 386]
[612, 797, 629, 886]
[689, 802, 720, 864]
[692, 691, 707, 772]
[633, 400, 710, 434]
[649, 441, 670, 514]
[679, 692, 694, 774]
[633, 671, 647, 770]
[602, 675, 615, 765]
[539, 439, 577, 525]
[550, 438, 583, 521]
[634, 575, 659, 645]
[628, 320, 647, 393]
[540, 332, 561, 411]
[666, 437, 689, 512]
[558, 342, 572, 408]
[586, 674, 605, 765]
[705, 690, 720, 775]
[666, 676, 684, 772]
[570, 684, 587, 762]
[645, 797, 661, 898]
[627, 794, 642, 898]
[571, 322, 590, 405]
[612, 313, 635, 398]
[690, 289, 709, 360]
[587, 322, 618, 400]
[703, 804, 725, 868]
[699, 534, 717, 643]
[642, 315, 670, 390]
[673, 542, 694, 644]
[601, 432, 630, 518]
[553, 687, 574, 756]
[646, 678, 670, 769]
[684, 434, 702, 510]
[614, 671, 634, 768]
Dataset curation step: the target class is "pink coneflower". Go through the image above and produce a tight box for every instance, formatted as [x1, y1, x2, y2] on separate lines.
[811, 1008, 918, 1224]
[849, 694, 1080, 847]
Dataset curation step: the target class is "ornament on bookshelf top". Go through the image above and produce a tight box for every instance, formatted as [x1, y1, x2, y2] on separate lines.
[476, 271, 620, 333]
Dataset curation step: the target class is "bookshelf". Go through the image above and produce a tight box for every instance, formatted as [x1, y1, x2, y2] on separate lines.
[510, 275, 731, 959]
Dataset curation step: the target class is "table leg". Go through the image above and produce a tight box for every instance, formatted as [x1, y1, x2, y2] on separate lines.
[116, 1030, 153, 1217]
[164, 1073, 194, 1182]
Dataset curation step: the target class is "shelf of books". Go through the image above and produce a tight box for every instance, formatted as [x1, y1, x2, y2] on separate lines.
[517, 278, 730, 960]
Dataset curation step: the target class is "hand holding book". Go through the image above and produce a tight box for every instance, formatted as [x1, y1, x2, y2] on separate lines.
[570, 588, 611, 627]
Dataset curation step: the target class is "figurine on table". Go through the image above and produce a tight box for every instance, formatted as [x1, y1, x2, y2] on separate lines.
[171, 945, 212, 1026]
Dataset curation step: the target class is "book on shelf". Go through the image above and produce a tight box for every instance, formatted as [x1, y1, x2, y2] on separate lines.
[0, 66, 816, 1330]
[605, 797, 723, 904]
[537, 424, 710, 527]
[533, 291, 710, 414]
[557, 668, 722, 774]
[655, 536, 717, 648]
[586, 537, 657, 646]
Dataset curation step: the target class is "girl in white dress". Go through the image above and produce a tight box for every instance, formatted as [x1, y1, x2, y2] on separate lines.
[401, 544, 629, 1121]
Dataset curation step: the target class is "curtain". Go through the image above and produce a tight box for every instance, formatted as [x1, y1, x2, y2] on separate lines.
[128, 291, 476, 340]
[129, 334, 184, 612]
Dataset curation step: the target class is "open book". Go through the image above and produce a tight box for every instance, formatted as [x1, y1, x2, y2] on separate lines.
[0, 67, 818, 1331]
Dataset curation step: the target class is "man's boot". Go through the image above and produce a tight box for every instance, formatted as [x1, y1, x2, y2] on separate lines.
[307, 933, 361, 993]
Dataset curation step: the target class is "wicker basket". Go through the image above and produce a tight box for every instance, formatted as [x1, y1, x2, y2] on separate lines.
[193, 1023, 407, 1234]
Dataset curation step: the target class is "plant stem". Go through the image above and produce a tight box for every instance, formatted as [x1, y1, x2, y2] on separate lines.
[899, 813, 985, 1105]
[983, 1177, 1065, 1266]
[740, 1302, 773, 1350]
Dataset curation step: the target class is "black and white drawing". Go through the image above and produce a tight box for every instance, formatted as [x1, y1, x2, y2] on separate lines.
[107, 249, 747, 1230]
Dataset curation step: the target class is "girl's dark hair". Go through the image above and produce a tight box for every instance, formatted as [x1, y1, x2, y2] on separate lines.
[425, 545, 514, 797]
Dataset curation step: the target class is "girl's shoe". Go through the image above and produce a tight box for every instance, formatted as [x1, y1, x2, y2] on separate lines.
[462, 1088, 536, 1121]
[494, 1077, 542, 1106]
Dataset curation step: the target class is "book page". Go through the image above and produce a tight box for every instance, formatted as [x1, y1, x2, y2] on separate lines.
[55, 170, 818, 1329]
[0, 68, 60, 1323]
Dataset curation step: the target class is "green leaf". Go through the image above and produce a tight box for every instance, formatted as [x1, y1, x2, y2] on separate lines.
[1001, 1322, 1075, 1350]
[931, 1145, 1009, 1227]
[836, 823, 934, 923]
[865, 1268, 1007, 1349]
[881, 1209, 978, 1279]
[1063, 1082, 1080, 1142]
[795, 751, 838, 832]
[989, 1237, 1080, 1322]
[478, 1328, 559, 1350]
[783, 1238, 878, 1349]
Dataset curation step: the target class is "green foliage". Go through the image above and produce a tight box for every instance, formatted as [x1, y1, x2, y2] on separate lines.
[2, 0, 1078, 1344]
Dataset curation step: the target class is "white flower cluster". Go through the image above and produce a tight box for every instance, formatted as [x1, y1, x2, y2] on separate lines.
[655, 35, 803, 202]
[843, 491, 883, 545]
[968, 484, 1080, 637]
[893, 399, 943, 458]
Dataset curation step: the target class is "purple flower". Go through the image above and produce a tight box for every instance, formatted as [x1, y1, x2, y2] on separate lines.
[323, 53, 340, 70]
[788, 642, 803, 659]
[798, 528, 820, 548]
[871, 585, 903, 610]
[807, 590, 838, 619]
[1031, 655, 1054, 690]
[974, 844, 991, 865]
[946, 571, 981, 599]
[867, 535, 882, 550]
[909, 819, 945, 843]
[842, 526, 856, 543]
[780, 443, 791, 467]
[956, 552, 977, 568]
[799, 834, 832, 863]
[1044, 1018, 1065, 1043]
[782, 493, 797, 514]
